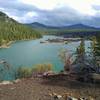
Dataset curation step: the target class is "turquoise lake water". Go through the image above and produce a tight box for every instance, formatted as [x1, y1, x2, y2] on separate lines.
[0, 35, 91, 80]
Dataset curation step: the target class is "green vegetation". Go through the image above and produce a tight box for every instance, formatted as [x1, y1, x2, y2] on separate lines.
[0, 11, 42, 46]
[15, 64, 53, 79]
[76, 39, 85, 57]
[32, 64, 53, 73]
[91, 36, 100, 68]
[74, 39, 86, 66]
[59, 49, 73, 71]
[16, 67, 32, 78]
[33, 27, 100, 35]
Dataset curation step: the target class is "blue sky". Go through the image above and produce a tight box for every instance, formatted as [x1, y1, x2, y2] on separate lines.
[0, 0, 100, 27]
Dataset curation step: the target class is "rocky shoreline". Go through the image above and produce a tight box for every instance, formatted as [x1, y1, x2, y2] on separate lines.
[0, 41, 14, 49]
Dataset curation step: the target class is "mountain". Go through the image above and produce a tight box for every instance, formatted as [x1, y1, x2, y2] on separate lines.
[64, 24, 98, 30]
[27, 22, 60, 29]
[0, 11, 17, 23]
[0, 11, 41, 46]
[28, 22, 47, 28]
[28, 22, 99, 30]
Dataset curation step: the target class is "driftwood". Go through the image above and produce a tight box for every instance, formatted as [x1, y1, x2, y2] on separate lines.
[43, 73, 69, 81]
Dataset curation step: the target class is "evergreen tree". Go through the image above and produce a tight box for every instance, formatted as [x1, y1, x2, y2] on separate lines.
[91, 36, 100, 69]
[0, 11, 42, 46]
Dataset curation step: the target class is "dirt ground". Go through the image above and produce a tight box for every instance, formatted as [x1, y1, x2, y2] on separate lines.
[0, 78, 100, 100]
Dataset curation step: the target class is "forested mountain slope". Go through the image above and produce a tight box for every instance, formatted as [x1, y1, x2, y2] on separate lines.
[0, 12, 41, 45]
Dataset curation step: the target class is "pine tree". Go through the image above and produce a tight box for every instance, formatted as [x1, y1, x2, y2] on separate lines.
[91, 36, 100, 69]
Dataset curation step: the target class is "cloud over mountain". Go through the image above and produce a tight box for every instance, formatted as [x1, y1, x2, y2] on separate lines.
[0, 0, 100, 27]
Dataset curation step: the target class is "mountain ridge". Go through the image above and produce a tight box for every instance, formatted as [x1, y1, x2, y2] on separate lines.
[27, 22, 100, 30]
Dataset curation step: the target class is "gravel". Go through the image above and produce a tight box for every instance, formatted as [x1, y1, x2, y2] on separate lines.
[0, 78, 100, 100]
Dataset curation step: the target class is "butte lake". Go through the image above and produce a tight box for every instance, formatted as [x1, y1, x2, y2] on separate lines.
[0, 35, 91, 80]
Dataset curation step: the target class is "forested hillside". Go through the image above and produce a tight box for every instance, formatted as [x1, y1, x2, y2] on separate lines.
[0, 12, 41, 46]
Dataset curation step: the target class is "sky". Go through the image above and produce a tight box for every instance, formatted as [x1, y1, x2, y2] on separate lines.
[0, 0, 100, 27]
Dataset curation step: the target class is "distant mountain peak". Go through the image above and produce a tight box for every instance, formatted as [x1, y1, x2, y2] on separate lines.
[67, 23, 97, 29]
[70, 23, 89, 27]
[28, 22, 98, 30]
[31, 22, 46, 27]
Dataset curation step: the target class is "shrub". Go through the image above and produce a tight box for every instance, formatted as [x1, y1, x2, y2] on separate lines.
[16, 67, 32, 78]
[15, 64, 53, 79]
[32, 64, 53, 73]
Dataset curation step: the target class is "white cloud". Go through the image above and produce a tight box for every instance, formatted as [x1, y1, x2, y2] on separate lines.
[20, 0, 58, 10]
[8, 12, 38, 23]
[26, 12, 38, 17]
[1, 0, 100, 27]
[20, 0, 100, 16]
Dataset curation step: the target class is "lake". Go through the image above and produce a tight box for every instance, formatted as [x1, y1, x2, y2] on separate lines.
[0, 35, 91, 80]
